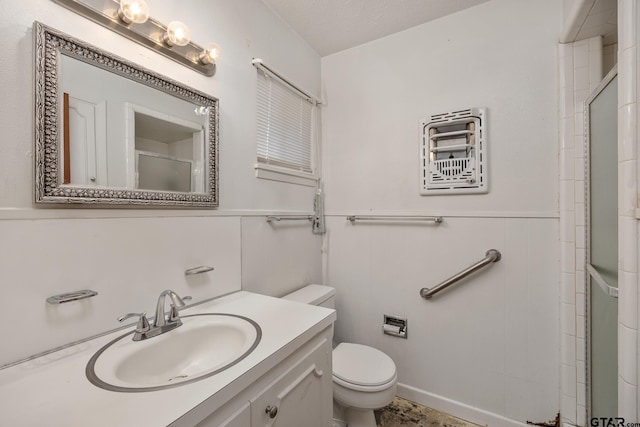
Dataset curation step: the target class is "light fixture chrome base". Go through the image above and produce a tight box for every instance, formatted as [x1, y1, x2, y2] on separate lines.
[51, 0, 216, 76]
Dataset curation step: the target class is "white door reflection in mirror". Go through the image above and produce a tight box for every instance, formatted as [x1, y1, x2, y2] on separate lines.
[64, 94, 107, 186]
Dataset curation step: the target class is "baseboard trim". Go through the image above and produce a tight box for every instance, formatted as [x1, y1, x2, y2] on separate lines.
[397, 383, 530, 427]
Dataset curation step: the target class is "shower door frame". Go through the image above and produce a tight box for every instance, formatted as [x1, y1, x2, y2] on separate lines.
[583, 63, 618, 421]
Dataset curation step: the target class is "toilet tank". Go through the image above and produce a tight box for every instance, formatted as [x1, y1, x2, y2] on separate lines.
[282, 284, 336, 309]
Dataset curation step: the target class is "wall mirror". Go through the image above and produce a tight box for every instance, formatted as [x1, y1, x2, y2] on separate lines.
[34, 22, 218, 207]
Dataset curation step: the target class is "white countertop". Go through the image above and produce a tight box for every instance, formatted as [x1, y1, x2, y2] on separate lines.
[0, 291, 336, 427]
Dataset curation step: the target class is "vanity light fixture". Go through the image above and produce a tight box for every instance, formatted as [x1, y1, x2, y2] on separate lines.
[51, 0, 219, 76]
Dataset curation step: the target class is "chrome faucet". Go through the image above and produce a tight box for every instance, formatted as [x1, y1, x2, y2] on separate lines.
[118, 290, 192, 341]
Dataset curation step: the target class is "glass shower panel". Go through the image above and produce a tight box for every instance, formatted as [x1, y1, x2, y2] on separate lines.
[588, 73, 618, 418]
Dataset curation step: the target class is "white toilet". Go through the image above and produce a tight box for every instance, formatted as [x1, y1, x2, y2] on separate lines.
[282, 284, 398, 427]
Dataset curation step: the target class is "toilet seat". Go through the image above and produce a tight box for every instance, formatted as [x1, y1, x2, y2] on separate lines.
[332, 343, 397, 392]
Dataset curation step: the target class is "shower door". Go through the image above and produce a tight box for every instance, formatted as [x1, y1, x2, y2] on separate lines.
[586, 67, 618, 419]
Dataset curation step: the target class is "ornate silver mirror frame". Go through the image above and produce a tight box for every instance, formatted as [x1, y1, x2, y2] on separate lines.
[33, 21, 219, 207]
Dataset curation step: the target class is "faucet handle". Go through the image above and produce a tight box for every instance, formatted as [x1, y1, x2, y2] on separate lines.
[166, 294, 192, 324]
[118, 312, 151, 333]
[168, 305, 181, 323]
[173, 294, 192, 307]
[167, 295, 192, 322]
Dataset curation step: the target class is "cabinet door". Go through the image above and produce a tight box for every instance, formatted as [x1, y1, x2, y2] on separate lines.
[197, 402, 250, 427]
[251, 339, 332, 427]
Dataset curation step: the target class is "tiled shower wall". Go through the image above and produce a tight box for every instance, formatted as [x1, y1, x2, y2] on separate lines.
[618, 0, 639, 420]
[559, 1, 640, 419]
[558, 36, 603, 427]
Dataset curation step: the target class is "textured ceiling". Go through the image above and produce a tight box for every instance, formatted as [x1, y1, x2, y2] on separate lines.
[262, 0, 490, 56]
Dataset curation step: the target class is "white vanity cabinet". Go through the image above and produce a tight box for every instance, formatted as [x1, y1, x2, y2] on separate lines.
[192, 325, 333, 427]
[0, 292, 336, 427]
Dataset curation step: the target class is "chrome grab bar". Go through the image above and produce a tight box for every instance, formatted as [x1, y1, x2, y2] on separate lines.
[420, 249, 501, 299]
[266, 215, 313, 222]
[347, 215, 443, 224]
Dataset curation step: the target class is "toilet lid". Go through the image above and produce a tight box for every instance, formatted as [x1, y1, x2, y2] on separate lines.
[332, 343, 397, 387]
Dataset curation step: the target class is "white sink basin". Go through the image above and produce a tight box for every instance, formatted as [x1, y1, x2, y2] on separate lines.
[86, 314, 261, 392]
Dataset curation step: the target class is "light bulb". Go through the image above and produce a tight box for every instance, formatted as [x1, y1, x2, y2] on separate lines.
[118, 0, 149, 24]
[163, 21, 191, 47]
[199, 43, 222, 65]
[194, 106, 209, 116]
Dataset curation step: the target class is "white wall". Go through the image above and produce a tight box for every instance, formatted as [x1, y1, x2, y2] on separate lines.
[0, 216, 242, 365]
[241, 217, 323, 296]
[321, 1, 560, 426]
[1, 0, 321, 211]
[0, 0, 322, 366]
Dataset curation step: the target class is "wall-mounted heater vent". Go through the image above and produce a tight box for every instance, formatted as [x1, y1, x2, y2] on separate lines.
[420, 108, 487, 195]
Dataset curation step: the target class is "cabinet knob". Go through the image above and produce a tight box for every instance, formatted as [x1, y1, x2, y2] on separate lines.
[265, 405, 278, 419]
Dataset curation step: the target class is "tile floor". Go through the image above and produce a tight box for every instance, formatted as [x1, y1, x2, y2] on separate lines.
[375, 397, 480, 427]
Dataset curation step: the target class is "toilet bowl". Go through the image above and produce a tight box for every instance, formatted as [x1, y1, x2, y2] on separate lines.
[282, 285, 397, 427]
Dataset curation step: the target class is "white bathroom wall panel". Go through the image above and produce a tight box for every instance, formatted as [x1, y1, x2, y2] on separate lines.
[0, 217, 241, 366]
[325, 216, 559, 426]
[240, 217, 323, 297]
[321, 0, 561, 425]
[321, 0, 560, 216]
[0, 0, 322, 365]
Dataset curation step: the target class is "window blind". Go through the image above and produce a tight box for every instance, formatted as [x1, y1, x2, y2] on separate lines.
[256, 69, 314, 173]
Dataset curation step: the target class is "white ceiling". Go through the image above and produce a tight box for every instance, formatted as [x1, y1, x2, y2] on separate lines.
[262, 0, 490, 57]
[573, 0, 617, 45]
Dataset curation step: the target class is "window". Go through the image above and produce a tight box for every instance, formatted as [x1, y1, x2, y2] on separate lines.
[254, 60, 318, 186]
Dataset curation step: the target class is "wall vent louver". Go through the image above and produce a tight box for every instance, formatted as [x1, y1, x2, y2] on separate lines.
[420, 108, 487, 195]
